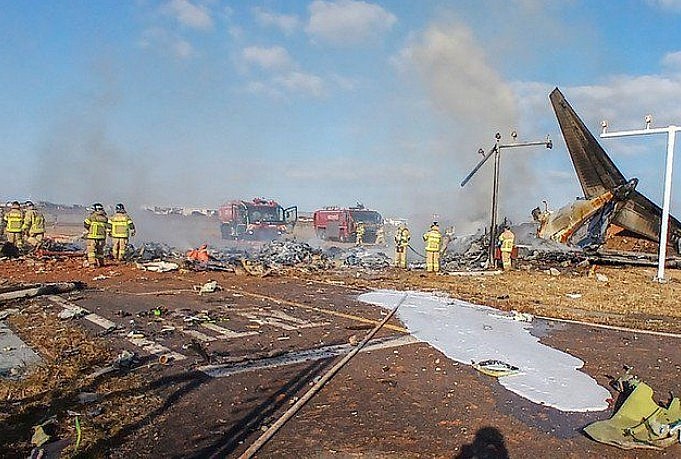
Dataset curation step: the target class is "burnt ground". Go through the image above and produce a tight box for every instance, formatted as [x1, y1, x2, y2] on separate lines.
[1, 257, 681, 458]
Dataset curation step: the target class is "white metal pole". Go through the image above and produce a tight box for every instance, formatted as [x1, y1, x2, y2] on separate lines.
[489, 147, 500, 267]
[656, 127, 676, 281]
[601, 125, 680, 282]
[462, 137, 551, 270]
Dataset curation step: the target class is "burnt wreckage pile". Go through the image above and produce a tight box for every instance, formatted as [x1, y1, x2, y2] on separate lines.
[341, 247, 392, 269]
[442, 223, 586, 272]
[255, 240, 327, 269]
[442, 222, 681, 272]
[250, 242, 391, 271]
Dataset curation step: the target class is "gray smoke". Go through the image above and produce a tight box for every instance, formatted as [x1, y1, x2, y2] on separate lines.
[393, 20, 534, 234]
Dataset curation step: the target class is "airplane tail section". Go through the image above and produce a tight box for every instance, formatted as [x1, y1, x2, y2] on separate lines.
[550, 87, 681, 248]
[549, 88, 627, 198]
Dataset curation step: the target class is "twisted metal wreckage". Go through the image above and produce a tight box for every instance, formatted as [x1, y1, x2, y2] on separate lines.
[540, 88, 681, 252]
[451, 88, 681, 271]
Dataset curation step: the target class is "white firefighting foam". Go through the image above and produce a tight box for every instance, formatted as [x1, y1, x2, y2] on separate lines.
[359, 290, 610, 412]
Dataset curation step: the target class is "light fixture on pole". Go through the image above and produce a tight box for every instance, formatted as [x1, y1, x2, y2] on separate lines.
[461, 132, 552, 268]
[600, 115, 680, 282]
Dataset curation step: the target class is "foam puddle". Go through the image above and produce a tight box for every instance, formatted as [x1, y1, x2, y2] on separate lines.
[359, 290, 610, 412]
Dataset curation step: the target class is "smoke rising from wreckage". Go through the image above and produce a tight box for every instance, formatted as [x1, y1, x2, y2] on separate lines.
[4, 88, 681, 457]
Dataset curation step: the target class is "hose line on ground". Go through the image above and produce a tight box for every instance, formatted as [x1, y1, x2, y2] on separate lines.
[238, 294, 409, 459]
[407, 244, 426, 259]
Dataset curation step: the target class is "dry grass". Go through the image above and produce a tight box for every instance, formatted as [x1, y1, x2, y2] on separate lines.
[314, 265, 681, 333]
[0, 300, 158, 457]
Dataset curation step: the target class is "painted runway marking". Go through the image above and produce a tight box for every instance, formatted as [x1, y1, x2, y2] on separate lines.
[198, 335, 418, 378]
[49, 295, 186, 361]
[226, 289, 409, 333]
[127, 336, 186, 361]
[200, 322, 259, 339]
[50, 295, 118, 330]
[181, 328, 216, 342]
[236, 308, 328, 331]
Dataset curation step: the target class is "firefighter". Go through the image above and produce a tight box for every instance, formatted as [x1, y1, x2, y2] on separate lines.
[4, 201, 24, 250]
[355, 222, 366, 246]
[375, 226, 386, 246]
[422, 222, 442, 273]
[498, 226, 515, 270]
[0, 202, 5, 237]
[108, 203, 135, 261]
[83, 203, 110, 267]
[394, 224, 411, 269]
[22, 201, 46, 252]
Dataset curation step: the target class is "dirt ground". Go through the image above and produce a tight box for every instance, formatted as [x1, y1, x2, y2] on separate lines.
[2, 215, 681, 457]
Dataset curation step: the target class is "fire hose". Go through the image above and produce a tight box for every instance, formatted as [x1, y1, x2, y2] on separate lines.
[238, 294, 409, 459]
[407, 244, 426, 259]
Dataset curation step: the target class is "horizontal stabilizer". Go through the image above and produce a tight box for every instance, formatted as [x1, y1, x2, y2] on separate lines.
[613, 190, 681, 242]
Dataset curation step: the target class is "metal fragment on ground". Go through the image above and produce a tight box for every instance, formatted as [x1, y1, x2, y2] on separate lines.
[135, 261, 179, 272]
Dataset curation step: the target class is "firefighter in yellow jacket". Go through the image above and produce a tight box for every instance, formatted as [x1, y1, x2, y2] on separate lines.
[84, 203, 110, 267]
[422, 222, 442, 272]
[108, 203, 135, 261]
[22, 201, 46, 251]
[355, 222, 366, 246]
[394, 225, 411, 269]
[3, 201, 24, 250]
[498, 226, 515, 270]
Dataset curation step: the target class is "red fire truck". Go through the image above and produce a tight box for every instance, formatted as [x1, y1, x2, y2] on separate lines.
[313, 204, 383, 242]
[218, 198, 297, 240]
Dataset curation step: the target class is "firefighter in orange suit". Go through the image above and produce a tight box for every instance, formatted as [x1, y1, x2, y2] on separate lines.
[422, 222, 442, 272]
[498, 226, 515, 270]
[108, 203, 135, 261]
[84, 203, 110, 267]
[3, 201, 24, 250]
[394, 225, 411, 269]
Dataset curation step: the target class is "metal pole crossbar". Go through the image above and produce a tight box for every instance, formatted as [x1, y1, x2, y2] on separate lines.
[461, 134, 551, 268]
[601, 124, 680, 282]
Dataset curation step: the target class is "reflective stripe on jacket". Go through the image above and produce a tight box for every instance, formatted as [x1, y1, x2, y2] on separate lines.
[4, 209, 24, 233]
[423, 229, 442, 252]
[109, 213, 134, 238]
[22, 209, 46, 235]
[395, 228, 411, 247]
[499, 231, 515, 252]
[85, 212, 109, 240]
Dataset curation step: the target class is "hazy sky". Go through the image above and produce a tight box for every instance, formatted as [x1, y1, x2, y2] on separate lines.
[4, 0, 681, 231]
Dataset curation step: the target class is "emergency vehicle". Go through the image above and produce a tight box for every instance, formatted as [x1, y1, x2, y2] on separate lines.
[312, 204, 383, 243]
[218, 198, 297, 240]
